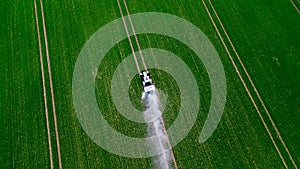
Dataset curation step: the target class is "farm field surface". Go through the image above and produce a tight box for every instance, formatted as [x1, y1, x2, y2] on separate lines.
[1, 0, 299, 168]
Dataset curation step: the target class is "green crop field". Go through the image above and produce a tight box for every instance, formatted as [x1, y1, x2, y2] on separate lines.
[1, 0, 299, 168]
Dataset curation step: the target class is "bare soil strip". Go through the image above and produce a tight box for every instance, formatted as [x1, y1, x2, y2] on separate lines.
[201, 0, 289, 168]
[33, 0, 54, 168]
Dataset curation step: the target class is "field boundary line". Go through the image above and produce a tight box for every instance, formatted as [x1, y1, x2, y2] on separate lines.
[208, 0, 298, 168]
[289, 0, 300, 14]
[34, 0, 53, 168]
[201, 0, 289, 168]
[39, 0, 63, 168]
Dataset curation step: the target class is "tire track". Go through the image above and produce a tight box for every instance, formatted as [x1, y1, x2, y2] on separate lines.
[289, 0, 300, 14]
[201, 0, 289, 168]
[123, 0, 148, 71]
[121, 2, 178, 167]
[116, 1, 178, 168]
[33, 0, 53, 168]
[38, 0, 63, 168]
[207, 0, 297, 168]
[34, 0, 63, 168]
[117, 0, 141, 73]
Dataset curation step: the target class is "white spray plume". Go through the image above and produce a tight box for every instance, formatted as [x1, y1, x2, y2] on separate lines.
[143, 91, 172, 169]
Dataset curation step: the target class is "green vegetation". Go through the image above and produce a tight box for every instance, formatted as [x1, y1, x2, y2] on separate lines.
[1, 0, 299, 168]
[0, 1, 51, 168]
